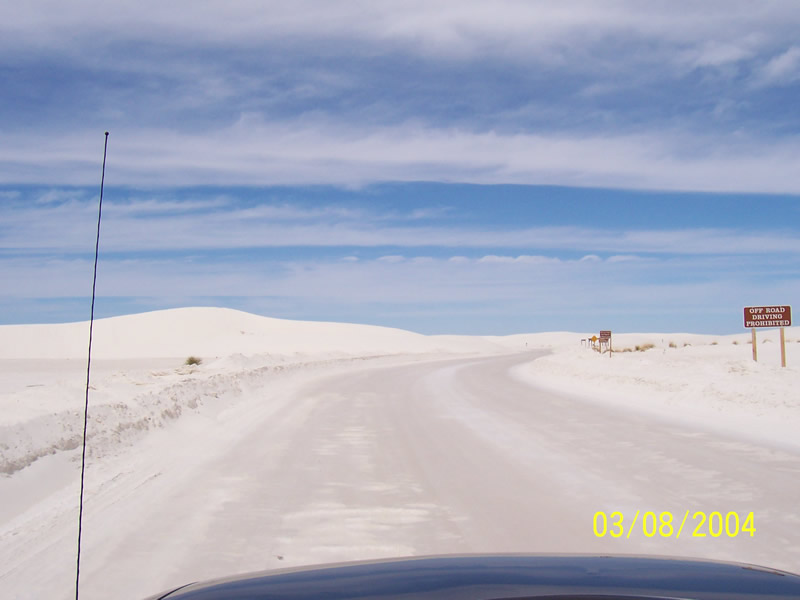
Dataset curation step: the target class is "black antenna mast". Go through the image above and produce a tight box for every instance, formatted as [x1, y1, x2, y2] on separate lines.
[75, 131, 109, 600]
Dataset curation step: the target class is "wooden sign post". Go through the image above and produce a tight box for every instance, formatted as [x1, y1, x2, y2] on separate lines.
[744, 306, 792, 367]
[780, 326, 787, 368]
[599, 330, 612, 358]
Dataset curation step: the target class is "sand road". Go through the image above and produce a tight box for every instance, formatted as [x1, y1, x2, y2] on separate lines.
[3, 351, 800, 599]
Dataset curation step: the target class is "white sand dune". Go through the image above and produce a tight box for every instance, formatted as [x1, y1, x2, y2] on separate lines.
[0, 307, 510, 360]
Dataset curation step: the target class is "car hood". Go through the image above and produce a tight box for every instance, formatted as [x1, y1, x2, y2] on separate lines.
[147, 554, 800, 599]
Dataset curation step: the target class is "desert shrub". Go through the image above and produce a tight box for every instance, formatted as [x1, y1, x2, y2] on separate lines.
[185, 356, 202, 366]
[668, 341, 677, 348]
[635, 343, 655, 352]
[732, 340, 739, 345]
[711, 341, 718, 346]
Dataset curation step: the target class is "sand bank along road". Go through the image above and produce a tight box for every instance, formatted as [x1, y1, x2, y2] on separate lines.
[4, 351, 800, 599]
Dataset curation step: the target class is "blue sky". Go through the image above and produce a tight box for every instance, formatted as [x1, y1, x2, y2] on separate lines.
[1, 2, 799, 334]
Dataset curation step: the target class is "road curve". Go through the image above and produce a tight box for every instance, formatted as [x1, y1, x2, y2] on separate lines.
[19, 351, 800, 599]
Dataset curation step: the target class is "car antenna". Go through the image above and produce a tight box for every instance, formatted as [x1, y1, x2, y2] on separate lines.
[75, 131, 109, 600]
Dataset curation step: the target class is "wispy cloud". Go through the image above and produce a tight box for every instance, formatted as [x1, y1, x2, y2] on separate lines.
[753, 46, 800, 87]
[477, 255, 563, 265]
[2, 250, 789, 330]
[688, 40, 755, 68]
[4, 124, 800, 193]
[3, 2, 797, 62]
[2, 2, 800, 191]
[3, 195, 800, 256]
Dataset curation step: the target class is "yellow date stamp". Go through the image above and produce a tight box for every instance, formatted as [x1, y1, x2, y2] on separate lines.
[593, 511, 756, 539]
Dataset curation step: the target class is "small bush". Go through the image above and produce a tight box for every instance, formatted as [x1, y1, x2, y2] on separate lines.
[683, 343, 691, 347]
[635, 343, 655, 352]
[732, 340, 738, 345]
[668, 341, 677, 348]
[711, 341, 718, 346]
[185, 356, 202, 366]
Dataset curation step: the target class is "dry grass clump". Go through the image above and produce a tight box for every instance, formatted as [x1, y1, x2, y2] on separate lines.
[711, 341, 718, 346]
[635, 343, 655, 352]
[185, 356, 202, 366]
[668, 341, 677, 348]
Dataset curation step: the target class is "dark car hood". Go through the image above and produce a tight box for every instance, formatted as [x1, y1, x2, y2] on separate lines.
[149, 554, 800, 599]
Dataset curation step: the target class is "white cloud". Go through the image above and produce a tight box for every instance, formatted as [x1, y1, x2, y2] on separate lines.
[107, 197, 232, 215]
[2, 252, 791, 326]
[607, 255, 643, 263]
[35, 189, 91, 204]
[688, 40, 754, 68]
[754, 46, 800, 86]
[2, 3, 800, 194]
[477, 255, 513, 264]
[3, 197, 800, 257]
[4, 122, 800, 193]
[3, 1, 797, 62]
[477, 255, 562, 265]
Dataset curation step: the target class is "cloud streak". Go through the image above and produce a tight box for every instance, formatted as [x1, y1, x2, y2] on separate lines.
[3, 123, 800, 193]
[754, 46, 800, 87]
[3, 195, 800, 256]
[4, 2, 799, 61]
[2, 2, 800, 191]
[3, 250, 792, 332]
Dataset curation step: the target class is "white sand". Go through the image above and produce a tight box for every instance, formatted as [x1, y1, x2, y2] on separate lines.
[511, 329, 800, 451]
[0, 307, 509, 360]
[0, 308, 798, 599]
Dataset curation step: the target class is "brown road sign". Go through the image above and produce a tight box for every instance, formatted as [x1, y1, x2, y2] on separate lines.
[743, 306, 792, 328]
[599, 330, 612, 339]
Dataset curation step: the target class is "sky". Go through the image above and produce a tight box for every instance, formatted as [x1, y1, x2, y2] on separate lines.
[1, 1, 799, 334]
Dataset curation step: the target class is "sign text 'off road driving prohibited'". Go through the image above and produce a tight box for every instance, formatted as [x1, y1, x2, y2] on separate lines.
[743, 306, 792, 328]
